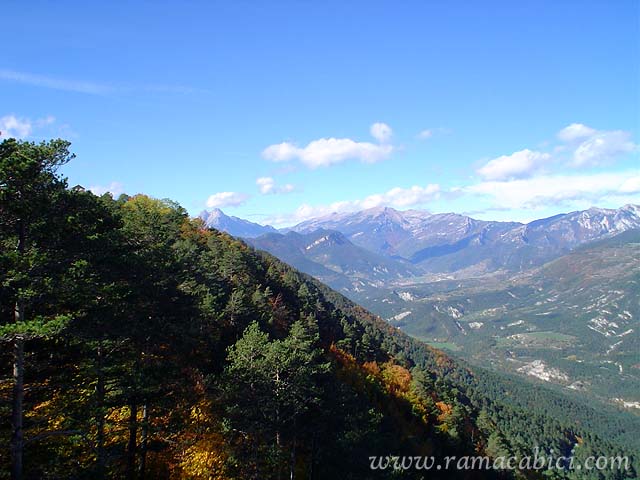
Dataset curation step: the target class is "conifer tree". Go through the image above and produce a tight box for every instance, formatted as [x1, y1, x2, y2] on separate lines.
[0, 139, 75, 480]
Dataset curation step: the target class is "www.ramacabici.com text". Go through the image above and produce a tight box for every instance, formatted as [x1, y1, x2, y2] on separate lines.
[369, 448, 630, 473]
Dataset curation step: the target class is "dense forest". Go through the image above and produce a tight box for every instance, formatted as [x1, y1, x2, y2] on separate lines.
[1, 139, 638, 479]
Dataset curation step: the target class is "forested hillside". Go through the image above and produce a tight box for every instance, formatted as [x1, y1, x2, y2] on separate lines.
[1, 139, 638, 479]
[360, 230, 640, 407]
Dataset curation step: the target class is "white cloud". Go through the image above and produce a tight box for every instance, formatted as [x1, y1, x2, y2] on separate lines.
[556, 123, 637, 167]
[572, 130, 636, 167]
[264, 184, 440, 226]
[205, 191, 249, 208]
[262, 142, 300, 163]
[256, 176, 294, 195]
[477, 149, 551, 181]
[370, 122, 393, 143]
[619, 175, 640, 194]
[465, 171, 640, 210]
[0, 69, 114, 95]
[358, 184, 441, 208]
[0, 69, 205, 96]
[476, 124, 636, 183]
[256, 177, 275, 194]
[0, 114, 60, 140]
[416, 127, 451, 140]
[89, 182, 125, 197]
[557, 123, 597, 143]
[0, 115, 32, 139]
[262, 123, 395, 168]
[36, 115, 56, 127]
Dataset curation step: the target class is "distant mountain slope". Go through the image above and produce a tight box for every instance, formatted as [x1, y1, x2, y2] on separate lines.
[205, 205, 640, 280]
[289, 204, 640, 278]
[248, 228, 420, 293]
[292, 206, 419, 256]
[360, 229, 640, 407]
[199, 208, 277, 238]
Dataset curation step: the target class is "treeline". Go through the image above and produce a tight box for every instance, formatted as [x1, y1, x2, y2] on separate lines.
[0, 139, 636, 480]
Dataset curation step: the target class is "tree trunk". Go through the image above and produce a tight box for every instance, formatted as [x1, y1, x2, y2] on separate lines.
[126, 402, 138, 480]
[11, 336, 24, 480]
[138, 403, 149, 479]
[307, 435, 315, 480]
[275, 369, 282, 480]
[275, 369, 281, 449]
[289, 433, 296, 480]
[253, 441, 260, 480]
[11, 220, 26, 480]
[275, 429, 281, 480]
[96, 344, 106, 478]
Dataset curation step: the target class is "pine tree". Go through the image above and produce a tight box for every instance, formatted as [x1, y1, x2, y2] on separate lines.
[0, 139, 75, 480]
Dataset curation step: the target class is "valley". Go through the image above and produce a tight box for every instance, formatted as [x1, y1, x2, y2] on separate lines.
[208, 205, 640, 411]
[361, 231, 640, 408]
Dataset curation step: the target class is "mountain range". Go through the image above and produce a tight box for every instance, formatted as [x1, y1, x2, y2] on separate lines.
[249, 228, 421, 292]
[204, 203, 640, 409]
[208, 204, 640, 289]
[199, 208, 277, 238]
[290, 204, 640, 276]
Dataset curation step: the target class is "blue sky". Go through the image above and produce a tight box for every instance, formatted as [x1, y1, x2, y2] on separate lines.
[2, 1, 638, 226]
